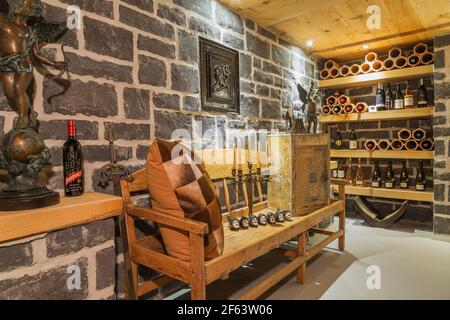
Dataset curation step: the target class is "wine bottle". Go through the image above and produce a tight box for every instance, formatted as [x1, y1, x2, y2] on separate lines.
[346, 159, 353, 181]
[334, 129, 343, 149]
[355, 160, 364, 185]
[349, 129, 358, 150]
[337, 160, 345, 179]
[417, 78, 428, 108]
[385, 83, 394, 110]
[375, 82, 386, 110]
[404, 83, 414, 108]
[63, 120, 84, 197]
[371, 161, 381, 188]
[332, 104, 342, 114]
[385, 161, 395, 189]
[394, 83, 404, 109]
[400, 162, 409, 189]
[415, 161, 426, 191]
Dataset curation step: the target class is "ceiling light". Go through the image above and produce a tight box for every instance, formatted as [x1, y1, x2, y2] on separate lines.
[362, 44, 370, 50]
[305, 39, 314, 48]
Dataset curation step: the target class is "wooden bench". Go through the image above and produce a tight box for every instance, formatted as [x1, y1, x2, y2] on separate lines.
[120, 149, 345, 300]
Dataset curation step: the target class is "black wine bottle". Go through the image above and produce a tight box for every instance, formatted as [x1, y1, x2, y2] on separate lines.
[337, 160, 345, 179]
[417, 78, 428, 108]
[394, 83, 404, 109]
[349, 129, 358, 150]
[334, 129, 343, 149]
[375, 82, 386, 110]
[415, 161, 426, 191]
[371, 161, 381, 188]
[385, 83, 394, 110]
[400, 162, 409, 189]
[63, 120, 84, 197]
[385, 161, 395, 189]
[404, 83, 414, 108]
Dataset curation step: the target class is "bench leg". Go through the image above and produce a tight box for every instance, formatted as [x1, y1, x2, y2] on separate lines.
[297, 232, 306, 284]
[338, 210, 345, 252]
[190, 232, 206, 300]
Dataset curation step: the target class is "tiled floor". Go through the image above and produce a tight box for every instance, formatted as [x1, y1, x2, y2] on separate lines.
[175, 218, 450, 300]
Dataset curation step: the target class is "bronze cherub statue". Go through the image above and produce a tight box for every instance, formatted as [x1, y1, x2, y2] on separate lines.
[0, 0, 68, 210]
[296, 80, 321, 134]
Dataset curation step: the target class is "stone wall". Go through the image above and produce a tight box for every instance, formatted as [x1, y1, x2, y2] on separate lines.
[0, 219, 116, 299]
[0, 0, 316, 193]
[323, 77, 435, 226]
[433, 33, 450, 235]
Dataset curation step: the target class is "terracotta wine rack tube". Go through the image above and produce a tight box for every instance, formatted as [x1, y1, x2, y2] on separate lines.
[332, 104, 343, 115]
[355, 102, 368, 112]
[330, 67, 340, 78]
[371, 60, 383, 72]
[350, 64, 361, 75]
[326, 95, 337, 106]
[390, 139, 405, 150]
[325, 59, 338, 70]
[394, 56, 407, 69]
[320, 69, 330, 79]
[383, 58, 395, 70]
[420, 52, 434, 65]
[398, 129, 412, 141]
[360, 62, 371, 73]
[405, 139, 419, 150]
[338, 94, 350, 105]
[414, 43, 428, 55]
[365, 52, 377, 63]
[419, 139, 434, 151]
[412, 128, 426, 140]
[339, 65, 351, 77]
[321, 105, 332, 115]
[407, 53, 421, 67]
[343, 103, 355, 114]
[378, 139, 392, 150]
[389, 47, 402, 59]
[364, 140, 378, 151]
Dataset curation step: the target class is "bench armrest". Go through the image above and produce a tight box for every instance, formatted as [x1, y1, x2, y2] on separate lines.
[125, 204, 209, 235]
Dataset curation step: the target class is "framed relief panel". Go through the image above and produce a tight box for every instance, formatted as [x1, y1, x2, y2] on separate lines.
[199, 38, 240, 114]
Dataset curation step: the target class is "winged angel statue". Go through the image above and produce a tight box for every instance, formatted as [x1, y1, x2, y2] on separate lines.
[0, 0, 68, 201]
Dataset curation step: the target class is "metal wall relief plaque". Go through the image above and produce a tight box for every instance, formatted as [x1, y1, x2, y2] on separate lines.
[200, 38, 239, 114]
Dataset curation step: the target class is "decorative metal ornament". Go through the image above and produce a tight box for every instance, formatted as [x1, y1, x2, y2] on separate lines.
[354, 196, 409, 228]
[200, 37, 240, 114]
[296, 80, 321, 134]
[0, 0, 68, 210]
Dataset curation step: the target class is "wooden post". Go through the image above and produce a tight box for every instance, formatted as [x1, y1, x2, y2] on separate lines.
[338, 184, 346, 251]
[189, 232, 206, 300]
[297, 232, 306, 284]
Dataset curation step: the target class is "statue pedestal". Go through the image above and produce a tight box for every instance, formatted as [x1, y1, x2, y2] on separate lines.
[0, 187, 60, 211]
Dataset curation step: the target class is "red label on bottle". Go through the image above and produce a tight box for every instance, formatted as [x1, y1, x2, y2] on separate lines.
[65, 170, 82, 186]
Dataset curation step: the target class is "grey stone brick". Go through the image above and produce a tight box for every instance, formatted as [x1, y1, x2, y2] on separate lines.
[137, 145, 150, 160]
[179, 30, 198, 64]
[434, 116, 447, 126]
[272, 45, 290, 67]
[261, 99, 281, 119]
[138, 35, 176, 59]
[83, 145, 133, 162]
[154, 111, 192, 139]
[40, 120, 98, 140]
[256, 85, 270, 97]
[240, 80, 255, 94]
[124, 88, 151, 120]
[434, 216, 450, 235]
[434, 184, 446, 202]
[60, 0, 114, 18]
[189, 16, 221, 40]
[153, 93, 181, 110]
[183, 96, 200, 111]
[434, 50, 445, 69]
[435, 82, 450, 99]
[263, 61, 282, 76]
[435, 102, 447, 112]
[240, 96, 260, 117]
[46, 219, 115, 257]
[245, 19, 255, 30]
[435, 34, 450, 48]
[257, 26, 277, 41]
[171, 64, 199, 93]
[96, 246, 116, 290]
[138, 55, 167, 86]
[64, 52, 133, 83]
[0, 257, 88, 300]
[84, 17, 133, 61]
[157, 3, 186, 26]
[254, 70, 273, 85]
[119, 5, 174, 39]
[223, 32, 244, 51]
[239, 53, 252, 80]
[215, 2, 243, 34]
[104, 122, 150, 140]
[42, 4, 79, 49]
[0, 243, 33, 272]
[122, 0, 154, 11]
[246, 32, 270, 59]
[174, 0, 212, 19]
[43, 80, 118, 117]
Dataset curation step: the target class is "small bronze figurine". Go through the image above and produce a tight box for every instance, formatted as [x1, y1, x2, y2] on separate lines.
[0, 0, 68, 210]
[296, 80, 321, 134]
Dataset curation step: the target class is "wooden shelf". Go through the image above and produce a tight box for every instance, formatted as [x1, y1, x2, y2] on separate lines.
[330, 161, 337, 170]
[344, 185, 433, 202]
[330, 149, 433, 160]
[319, 65, 434, 89]
[320, 107, 434, 123]
[0, 192, 123, 243]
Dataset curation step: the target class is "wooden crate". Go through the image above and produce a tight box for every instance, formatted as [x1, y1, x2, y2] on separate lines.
[268, 133, 330, 216]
